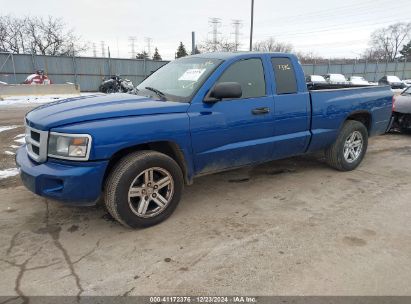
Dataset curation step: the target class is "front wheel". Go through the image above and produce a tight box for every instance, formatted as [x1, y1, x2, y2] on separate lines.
[104, 151, 184, 228]
[325, 120, 368, 171]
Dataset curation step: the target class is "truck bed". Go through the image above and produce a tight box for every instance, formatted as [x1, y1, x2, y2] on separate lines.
[307, 85, 393, 152]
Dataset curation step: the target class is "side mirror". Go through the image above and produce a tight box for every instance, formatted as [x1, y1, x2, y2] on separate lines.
[205, 82, 242, 102]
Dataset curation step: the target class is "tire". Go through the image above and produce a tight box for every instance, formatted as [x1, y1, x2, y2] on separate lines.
[104, 151, 184, 228]
[325, 120, 368, 171]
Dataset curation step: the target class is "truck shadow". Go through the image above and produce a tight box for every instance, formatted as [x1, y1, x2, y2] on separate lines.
[23, 152, 329, 230]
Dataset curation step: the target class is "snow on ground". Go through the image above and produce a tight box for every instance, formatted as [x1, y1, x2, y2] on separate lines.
[0, 168, 19, 179]
[14, 136, 25, 144]
[0, 125, 19, 133]
[0, 92, 102, 106]
[4, 151, 15, 155]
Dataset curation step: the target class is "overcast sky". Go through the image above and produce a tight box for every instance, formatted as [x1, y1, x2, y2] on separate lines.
[2, 0, 411, 59]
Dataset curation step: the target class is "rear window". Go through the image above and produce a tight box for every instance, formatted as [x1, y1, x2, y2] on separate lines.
[271, 58, 297, 94]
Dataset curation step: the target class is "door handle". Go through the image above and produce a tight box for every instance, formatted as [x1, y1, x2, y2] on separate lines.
[252, 107, 270, 115]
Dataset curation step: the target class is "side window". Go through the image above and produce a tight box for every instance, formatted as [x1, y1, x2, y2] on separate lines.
[271, 58, 297, 94]
[217, 58, 266, 99]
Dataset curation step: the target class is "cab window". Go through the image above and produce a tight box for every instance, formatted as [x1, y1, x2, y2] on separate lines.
[271, 58, 297, 94]
[217, 58, 266, 99]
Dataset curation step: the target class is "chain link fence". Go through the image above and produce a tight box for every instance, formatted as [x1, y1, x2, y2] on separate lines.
[1, 53, 410, 91]
[0, 52, 168, 91]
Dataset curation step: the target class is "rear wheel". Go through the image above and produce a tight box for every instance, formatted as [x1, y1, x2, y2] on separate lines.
[104, 151, 184, 228]
[325, 120, 368, 171]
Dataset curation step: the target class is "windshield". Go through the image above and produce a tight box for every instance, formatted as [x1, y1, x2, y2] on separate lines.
[136, 57, 222, 102]
[387, 76, 401, 82]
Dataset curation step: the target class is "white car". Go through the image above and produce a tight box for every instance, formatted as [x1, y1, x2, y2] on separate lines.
[402, 79, 411, 87]
[324, 73, 348, 85]
[305, 75, 327, 84]
[348, 76, 372, 86]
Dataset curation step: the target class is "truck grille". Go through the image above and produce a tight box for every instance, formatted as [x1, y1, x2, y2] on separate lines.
[25, 124, 48, 163]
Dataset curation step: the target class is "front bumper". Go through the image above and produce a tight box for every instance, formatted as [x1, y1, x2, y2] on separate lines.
[16, 146, 109, 205]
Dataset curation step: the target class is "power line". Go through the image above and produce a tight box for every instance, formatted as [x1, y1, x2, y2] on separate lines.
[208, 17, 222, 51]
[145, 37, 153, 57]
[128, 36, 137, 58]
[259, 17, 410, 39]
[92, 43, 97, 57]
[268, 0, 402, 23]
[262, 1, 410, 26]
[100, 41, 106, 57]
[231, 20, 243, 51]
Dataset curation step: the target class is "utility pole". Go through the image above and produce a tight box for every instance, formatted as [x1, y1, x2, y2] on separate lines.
[144, 37, 153, 57]
[116, 37, 120, 58]
[92, 43, 97, 57]
[209, 17, 222, 52]
[232, 20, 242, 51]
[191, 31, 196, 55]
[128, 36, 137, 58]
[249, 0, 254, 51]
[100, 41, 106, 57]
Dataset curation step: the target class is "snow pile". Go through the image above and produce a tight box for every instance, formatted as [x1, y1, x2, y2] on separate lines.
[0, 92, 102, 106]
[0, 94, 78, 106]
[14, 134, 25, 144]
[0, 125, 19, 133]
[0, 168, 19, 179]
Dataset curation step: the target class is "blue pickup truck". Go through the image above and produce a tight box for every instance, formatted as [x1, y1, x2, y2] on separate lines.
[16, 52, 393, 228]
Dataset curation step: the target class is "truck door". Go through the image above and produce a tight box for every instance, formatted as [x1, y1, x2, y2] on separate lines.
[188, 57, 275, 175]
[270, 57, 311, 159]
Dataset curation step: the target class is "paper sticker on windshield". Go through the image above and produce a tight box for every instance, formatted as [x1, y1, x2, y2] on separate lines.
[179, 69, 206, 81]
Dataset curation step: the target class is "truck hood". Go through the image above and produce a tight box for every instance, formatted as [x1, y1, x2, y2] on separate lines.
[26, 93, 190, 130]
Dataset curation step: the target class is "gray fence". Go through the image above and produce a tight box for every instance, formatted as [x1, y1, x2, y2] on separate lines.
[303, 60, 411, 82]
[1, 52, 411, 91]
[0, 52, 168, 91]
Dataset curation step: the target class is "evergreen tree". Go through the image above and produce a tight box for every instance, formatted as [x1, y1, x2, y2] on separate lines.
[176, 42, 188, 58]
[136, 51, 149, 59]
[152, 47, 162, 60]
[400, 41, 411, 60]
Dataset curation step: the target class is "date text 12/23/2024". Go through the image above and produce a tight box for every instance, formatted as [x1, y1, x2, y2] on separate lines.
[149, 296, 257, 303]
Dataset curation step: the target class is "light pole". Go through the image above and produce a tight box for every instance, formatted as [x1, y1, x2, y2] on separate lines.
[249, 0, 254, 51]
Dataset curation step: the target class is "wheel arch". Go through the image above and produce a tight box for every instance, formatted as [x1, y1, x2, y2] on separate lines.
[344, 110, 372, 134]
[103, 141, 191, 189]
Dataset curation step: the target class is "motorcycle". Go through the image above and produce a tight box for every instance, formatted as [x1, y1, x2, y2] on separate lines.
[98, 75, 135, 94]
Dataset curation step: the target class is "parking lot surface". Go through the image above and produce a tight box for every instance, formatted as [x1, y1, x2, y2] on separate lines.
[1, 105, 411, 297]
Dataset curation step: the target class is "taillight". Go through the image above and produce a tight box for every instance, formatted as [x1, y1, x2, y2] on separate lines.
[392, 96, 396, 112]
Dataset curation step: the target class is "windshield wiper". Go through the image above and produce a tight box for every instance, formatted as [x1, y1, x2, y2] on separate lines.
[145, 86, 167, 100]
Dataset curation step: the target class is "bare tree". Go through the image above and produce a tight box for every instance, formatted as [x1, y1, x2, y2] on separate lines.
[0, 15, 88, 55]
[0, 16, 27, 54]
[294, 51, 326, 64]
[199, 37, 239, 53]
[365, 22, 411, 60]
[253, 37, 293, 53]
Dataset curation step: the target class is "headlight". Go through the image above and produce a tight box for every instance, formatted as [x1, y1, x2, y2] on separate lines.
[48, 132, 92, 161]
